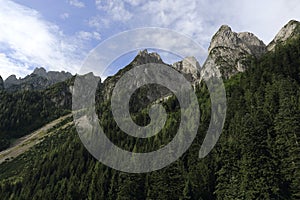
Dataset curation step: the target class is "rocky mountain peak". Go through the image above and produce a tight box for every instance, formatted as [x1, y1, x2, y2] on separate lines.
[237, 32, 267, 57]
[172, 56, 200, 82]
[267, 20, 300, 51]
[209, 25, 266, 56]
[3, 68, 73, 92]
[5, 74, 17, 81]
[134, 49, 163, 66]
[137, 49, 149, 56]
[4, 75, 20, 87]
[33, 67, 47, 77]
[208, 25, 238, 53]
[202, 25, 266, 79]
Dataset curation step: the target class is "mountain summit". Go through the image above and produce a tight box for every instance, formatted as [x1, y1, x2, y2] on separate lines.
[267, 20, 300, 51]
[134, 49, 164, 65]
[33, 67, 47, 77]
[201, 25, 267, 79]
[208, 25, 266, 56]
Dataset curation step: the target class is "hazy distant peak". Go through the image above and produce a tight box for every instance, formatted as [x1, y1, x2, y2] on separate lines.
[3, 68, 73, 92]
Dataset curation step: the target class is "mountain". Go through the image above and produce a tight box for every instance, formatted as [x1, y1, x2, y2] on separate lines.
[0, 20, 300, 199]
[201, 25, 267, 79]
[131, 49, 164, 65]
[3, 67, 72, 92]
[0, 76, 3, 90]
[1, 30, 300, 199]
[267, 20, 300, 51]
[101, 50, 203, 113]
[0, 75, 74, 151]
[4, 75, 20, 90]
[172, 56, 201, 82]
[132, 50, 201, 82]
[101, 49, 170, 100]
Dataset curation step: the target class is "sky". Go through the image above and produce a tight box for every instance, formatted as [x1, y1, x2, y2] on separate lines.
[0, 0, 300, 79]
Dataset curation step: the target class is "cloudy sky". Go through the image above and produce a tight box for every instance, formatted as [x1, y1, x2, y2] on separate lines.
[0, 0, 300, 79]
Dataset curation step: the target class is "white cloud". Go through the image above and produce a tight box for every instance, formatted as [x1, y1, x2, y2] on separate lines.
[68, 0, 85, 8]
[88, 15, 110, 30]
[0, 0, 85, 79]
[139, 0, 207, 44]
[60, 12, 70, 20]
[123, 0, 143, 6]
[221, 0, 300, 43]
[0, 53, 31, 79]
[77, 31, 101, 41]
[92, 0, 300, 50]
[95, 0, 133, 22]
[2, 0, 300, 79]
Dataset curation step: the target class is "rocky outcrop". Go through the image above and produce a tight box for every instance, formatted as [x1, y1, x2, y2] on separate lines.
[201, 25, 266, 79]
[3, 67, 72, 92]
[33, 67, 47, 77]
[45, 79, 75, 109]
[267, 20, 300, 51]
[32, 67, 72, 85]
[4, 75, 21, 90]
[133, 49, 164, 66]
[172, 56, 201, 82]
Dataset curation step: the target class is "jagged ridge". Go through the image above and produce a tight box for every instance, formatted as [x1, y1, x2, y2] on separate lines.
[3, 67, 72, 92]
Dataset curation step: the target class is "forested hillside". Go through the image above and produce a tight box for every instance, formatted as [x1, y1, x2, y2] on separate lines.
[0, 77, 73, 151]
[0, 34, 299, 199]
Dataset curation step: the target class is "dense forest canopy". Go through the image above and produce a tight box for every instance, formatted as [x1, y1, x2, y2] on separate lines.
[0, 78, 73, 151]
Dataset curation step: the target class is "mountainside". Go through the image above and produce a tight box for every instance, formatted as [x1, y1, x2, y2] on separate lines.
[0, 76, 73, 151]
[3, 67, 72, 92]
[0, 20, 300, 199]
[0, 114, 72, 164]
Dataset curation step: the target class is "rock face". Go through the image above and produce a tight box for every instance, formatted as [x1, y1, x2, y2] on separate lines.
[267, 20, 300, 51]
[102, 50, 203, 102]
[100, 49, 206, 114]
[0, 76, 4, 90]
[172, 56, 201, 82]
[4, 75, 21, 90]
[133, 49, 164, 66]
[33, 67, 47, 77]
[32, 67, 72, 84]
[102, 49, 168, 101]
[201, 25, 266, 79]
[3, 67, 72, 92]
